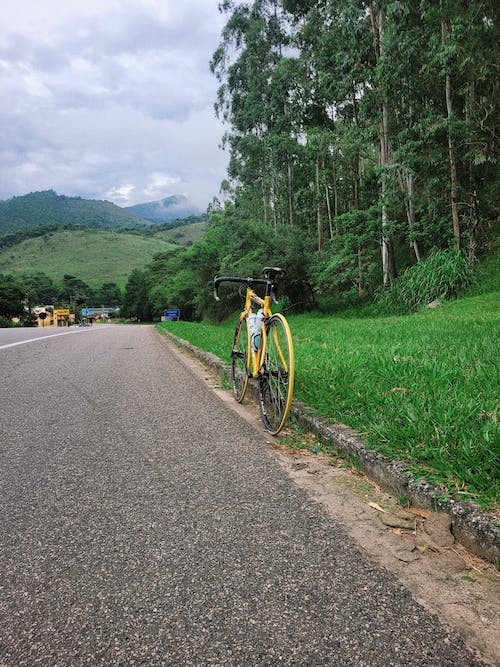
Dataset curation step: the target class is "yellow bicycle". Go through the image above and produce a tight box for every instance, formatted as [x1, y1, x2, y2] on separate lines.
[213, 267, 294, 435]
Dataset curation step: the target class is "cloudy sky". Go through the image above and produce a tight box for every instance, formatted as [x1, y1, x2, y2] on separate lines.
[0, 0, 230, 209]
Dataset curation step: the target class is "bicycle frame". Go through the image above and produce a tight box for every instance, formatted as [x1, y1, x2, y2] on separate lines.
[240, 288, 290, 381]
[239, 286, 272, 378]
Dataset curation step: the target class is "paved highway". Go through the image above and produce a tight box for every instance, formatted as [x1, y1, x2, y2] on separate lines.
[0, 325, 483, 665]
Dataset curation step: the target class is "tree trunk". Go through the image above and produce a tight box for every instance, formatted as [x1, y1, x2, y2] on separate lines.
[325, 182, 333, 239]
[316, 158, 323, 253]
[442, 16, 461, 248]
[331, 158, 339, 238]
[372, 1, 396, 286]
[271, 169, 277, 231]
[407, 173, 421, 262]
[260, 160, 268, 226]
[287, 160, 294, 225]
[380, 96, 396, 286]
[466, 78, 479, 268]
[398, 169, 421, 262]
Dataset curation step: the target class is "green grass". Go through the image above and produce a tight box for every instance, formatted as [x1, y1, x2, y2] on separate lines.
[159, 291, 500, 509]
[0, 228, 177, 287]
[153, 221, 208, 247]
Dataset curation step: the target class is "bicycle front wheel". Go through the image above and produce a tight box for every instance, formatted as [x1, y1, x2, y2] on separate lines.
[258, 313, 294, 435]
[231, 316, 250, 402]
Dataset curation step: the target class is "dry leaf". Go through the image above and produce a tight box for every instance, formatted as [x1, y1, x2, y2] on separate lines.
[368, 501, 389, 514]
[382, 387, 409, 396]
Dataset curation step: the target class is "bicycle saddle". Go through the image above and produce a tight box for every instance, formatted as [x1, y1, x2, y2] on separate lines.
[262, 267, 284, 279]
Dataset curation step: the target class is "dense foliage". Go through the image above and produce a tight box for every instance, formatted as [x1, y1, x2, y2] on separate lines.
[211, 0, 497, 267]
[0, 280, 26, 321]
[122, 0, 498, 322]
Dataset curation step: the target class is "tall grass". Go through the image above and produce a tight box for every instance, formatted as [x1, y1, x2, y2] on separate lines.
[377, 249, 474, 314]
[158, 290, 499, 509]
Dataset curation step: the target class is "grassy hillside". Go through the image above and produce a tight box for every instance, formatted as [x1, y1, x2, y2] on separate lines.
[158, 287, 500, 509]
[0, 190, 150, 234]
[153, 220, 208, 246]
[0, 228, 177, 287]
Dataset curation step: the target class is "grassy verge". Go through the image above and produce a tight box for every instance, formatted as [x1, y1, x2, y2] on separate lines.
[158, 291, 500, 509]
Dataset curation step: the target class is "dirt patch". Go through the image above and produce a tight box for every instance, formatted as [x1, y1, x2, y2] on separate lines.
[270, 440, 500, 667]
[161, 335, 500, 667]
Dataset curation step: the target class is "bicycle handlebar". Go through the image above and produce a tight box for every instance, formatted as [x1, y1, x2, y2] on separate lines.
[213, 276, 267, 301]
[213, 267, 284, 302]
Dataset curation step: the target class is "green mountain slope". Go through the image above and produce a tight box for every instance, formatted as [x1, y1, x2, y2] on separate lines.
[0, 190, 150, 234]
[153, 220, 208, 246]
[0, 228, 178, 287]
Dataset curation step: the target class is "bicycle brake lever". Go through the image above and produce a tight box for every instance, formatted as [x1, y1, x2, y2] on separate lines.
[213, 277, 220, 301]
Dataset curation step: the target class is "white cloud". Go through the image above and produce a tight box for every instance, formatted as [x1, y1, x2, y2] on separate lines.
[0, 0, 229, 209]
[105, 184, 136, 203]
[143, 173, 180, 199]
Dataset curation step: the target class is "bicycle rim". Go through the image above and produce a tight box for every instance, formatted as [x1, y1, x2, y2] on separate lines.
[231, 317, 249, 402]
[258, 313, 294, 435]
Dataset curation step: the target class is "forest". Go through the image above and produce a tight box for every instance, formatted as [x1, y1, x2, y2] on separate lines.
[122, 0, 498, 322]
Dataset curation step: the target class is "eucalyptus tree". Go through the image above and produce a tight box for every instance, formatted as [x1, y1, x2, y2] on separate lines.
[420, 0, 499, 260]
[211, 0, 298, 227]
[284, 0, 392, 281]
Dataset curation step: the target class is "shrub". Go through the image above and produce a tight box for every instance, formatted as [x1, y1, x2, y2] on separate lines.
[0, 315, 20, 328]
[377, 249, 474, 314]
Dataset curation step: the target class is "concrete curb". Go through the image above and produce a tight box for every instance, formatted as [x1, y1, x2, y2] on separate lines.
[159, 328, 500, 566]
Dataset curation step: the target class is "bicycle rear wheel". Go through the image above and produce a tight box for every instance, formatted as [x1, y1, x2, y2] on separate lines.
[231, 317, 250, 402]
[258, 313, 294, 435]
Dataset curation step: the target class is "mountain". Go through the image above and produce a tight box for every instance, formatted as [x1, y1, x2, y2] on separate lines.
[124, 195, 202, 223]
[0, 190, 151, 235]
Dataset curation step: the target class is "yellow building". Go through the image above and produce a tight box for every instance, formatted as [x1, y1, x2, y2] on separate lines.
[33, 306, 75, 327]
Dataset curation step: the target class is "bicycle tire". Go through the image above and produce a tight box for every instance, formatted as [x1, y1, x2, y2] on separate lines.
[258, 313, 294, 435]
[231, 317, 250, 402]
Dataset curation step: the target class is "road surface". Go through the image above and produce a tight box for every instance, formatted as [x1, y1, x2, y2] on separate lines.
[0, 324, 484, 665]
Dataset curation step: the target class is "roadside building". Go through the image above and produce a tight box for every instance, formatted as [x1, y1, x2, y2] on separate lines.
[33, 306, 75, 327]
[81, 307, 119, 323]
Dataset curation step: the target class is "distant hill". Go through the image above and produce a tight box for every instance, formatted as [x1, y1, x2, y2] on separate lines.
[0, 228, 179, 287]
[125, 195, 202, 223]
[153, 220, 209, 247]
[0, 190, 150, 235]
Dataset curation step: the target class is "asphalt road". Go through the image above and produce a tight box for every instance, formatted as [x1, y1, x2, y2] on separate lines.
[0, 325, 484, 666]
